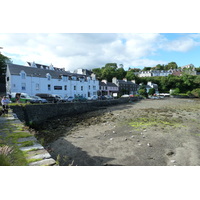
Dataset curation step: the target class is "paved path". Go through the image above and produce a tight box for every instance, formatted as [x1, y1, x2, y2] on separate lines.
[0, 111, 56, 166]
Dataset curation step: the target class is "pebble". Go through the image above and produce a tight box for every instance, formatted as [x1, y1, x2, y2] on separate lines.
[142, 136, 145, 138]
[124, 138, 127, 141]
[110, 138, 113, 141]
[171, 160, 176, 163]
[113, 131, 116, 134]
[131, 135, 134, 138]
[138, 143, 141, 146]
[147, 143, 152, 147]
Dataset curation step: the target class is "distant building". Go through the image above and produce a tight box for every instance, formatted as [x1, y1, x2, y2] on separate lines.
[99, 80, 119, 96]
[112, 77, 139, 95]
[6, 62, 99, 98]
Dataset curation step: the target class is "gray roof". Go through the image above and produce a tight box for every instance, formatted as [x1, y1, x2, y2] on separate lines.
[7, 63, 88, 79]
[100, 82, 118, 87]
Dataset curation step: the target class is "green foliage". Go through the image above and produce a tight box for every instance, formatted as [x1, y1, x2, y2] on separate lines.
[148, 88, 156, 95]
[191, 88, 200, 97]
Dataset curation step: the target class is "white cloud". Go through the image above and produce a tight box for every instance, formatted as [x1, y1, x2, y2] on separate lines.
[1, 33, 199, 71]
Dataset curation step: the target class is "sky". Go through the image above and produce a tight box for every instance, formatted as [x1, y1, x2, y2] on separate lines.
[1, 33, 200, 71]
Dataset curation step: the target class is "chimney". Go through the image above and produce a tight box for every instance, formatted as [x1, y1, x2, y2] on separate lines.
[123, 78, 127, 82]
[112, 77, 117, 84]
[131, 80, 136, 84]
[102, 80, 107, 84]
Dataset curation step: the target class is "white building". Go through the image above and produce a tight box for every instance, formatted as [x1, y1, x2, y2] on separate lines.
[6, 62, 99, 98]
[138, 70, 173, 77]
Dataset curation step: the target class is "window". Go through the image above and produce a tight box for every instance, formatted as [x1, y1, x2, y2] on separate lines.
[46, 73, 51, 81]
[89, 85, 90, 90]
[48, 84, 51, 91]
[21, 71, 26, 79]
[36, 83, 39, 90]
[64, 85, 67, 90]
[74, 86, 76, 90]
[21, 83, 26, 90]
[54, 86, 62, 90]
[93, 86, 96, 90]
[81, 86, 83, 91]
[63, 76, 68, 82]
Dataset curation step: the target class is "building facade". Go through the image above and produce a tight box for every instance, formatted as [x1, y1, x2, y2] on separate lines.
[99, 80, 119, 96]
[6, 62, 99, 98]
[112, 77, 139, 95]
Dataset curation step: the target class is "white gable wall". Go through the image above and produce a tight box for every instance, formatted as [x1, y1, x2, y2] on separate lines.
[7, 72, 99, 98]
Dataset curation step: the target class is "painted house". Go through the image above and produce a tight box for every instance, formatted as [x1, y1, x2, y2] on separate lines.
[99, 80, 119, 96]
[6, 62, 99, 98]
[112, 77, 139, 95]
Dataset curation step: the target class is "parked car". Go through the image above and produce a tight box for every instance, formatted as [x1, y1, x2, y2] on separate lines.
[74, 96, 87, 102]
[10, 92, 35, 103]
[35, 93, 58, 103]
[65, 96, 74, 102]
[104, 95, 113, 99]
[87, 95, 98, 101]
[52, 94, 66, 102]
[31, 96, 48, 103]
[99, 95, 107, 100]
[121, 94, 130, 98]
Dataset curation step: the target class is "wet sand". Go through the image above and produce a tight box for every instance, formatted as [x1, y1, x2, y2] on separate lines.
[40, 98, 200, 166]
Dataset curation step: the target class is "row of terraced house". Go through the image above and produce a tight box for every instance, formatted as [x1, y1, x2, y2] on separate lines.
[6, 62, 159, 98]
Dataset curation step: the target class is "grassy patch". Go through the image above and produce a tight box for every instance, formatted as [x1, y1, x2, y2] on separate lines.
[7, 132, 32, 142]
[0, 145, 28, 166]
[17, 141, 34, 147]
[129, 117, 183, 130]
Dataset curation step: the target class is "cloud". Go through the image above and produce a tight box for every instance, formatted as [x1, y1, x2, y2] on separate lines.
[1, 33, 198, 71]
[164, 35, 200, 52]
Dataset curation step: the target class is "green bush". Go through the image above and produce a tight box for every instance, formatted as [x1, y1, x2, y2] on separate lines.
[191, 88, 200, 97]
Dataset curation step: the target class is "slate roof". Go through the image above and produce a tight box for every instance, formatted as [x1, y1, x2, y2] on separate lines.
[100, 82, 118, 87]
[7, 63, 88, 79]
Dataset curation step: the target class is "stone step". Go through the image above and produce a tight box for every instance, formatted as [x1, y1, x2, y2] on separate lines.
[29, 158, 56, 166]
[20, 143, 44, 151]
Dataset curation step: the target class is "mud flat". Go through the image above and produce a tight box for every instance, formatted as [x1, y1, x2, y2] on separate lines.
[36, 98, 200, 166]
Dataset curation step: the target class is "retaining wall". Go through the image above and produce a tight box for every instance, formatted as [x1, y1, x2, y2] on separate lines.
[10, 98, 133, 126]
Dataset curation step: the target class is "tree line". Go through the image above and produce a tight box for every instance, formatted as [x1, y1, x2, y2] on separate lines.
[92, 62, 200, 97]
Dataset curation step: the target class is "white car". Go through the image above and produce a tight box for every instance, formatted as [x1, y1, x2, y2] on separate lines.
[87, 95, 98, 100]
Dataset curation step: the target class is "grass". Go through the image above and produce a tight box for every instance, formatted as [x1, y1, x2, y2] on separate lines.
[129, 117, 183, 130]
[17, 141, 34, 147]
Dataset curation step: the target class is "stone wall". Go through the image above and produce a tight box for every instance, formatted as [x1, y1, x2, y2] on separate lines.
[10, 98, 131, 126]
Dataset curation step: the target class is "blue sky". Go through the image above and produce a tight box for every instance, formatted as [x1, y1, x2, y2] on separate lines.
[1, 33, 200, 71]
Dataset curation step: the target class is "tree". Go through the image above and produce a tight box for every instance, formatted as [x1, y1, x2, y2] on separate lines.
[116, 67, 126, 80]
[148, 88, 156, 95]
[0, 53, 12, 84]
[125, 70, 137, 81]
[92, 68, 102, 80]
[165, 62, 178, 70]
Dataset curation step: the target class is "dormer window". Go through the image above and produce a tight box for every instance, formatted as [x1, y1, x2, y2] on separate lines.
[20, 71, 26, 79]
[46, 73, 51, 80]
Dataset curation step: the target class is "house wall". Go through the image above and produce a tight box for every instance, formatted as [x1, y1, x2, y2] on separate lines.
[7, 73, 99, 98]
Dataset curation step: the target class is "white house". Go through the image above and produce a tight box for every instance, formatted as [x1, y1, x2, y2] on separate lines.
[6, 62, 99, 98]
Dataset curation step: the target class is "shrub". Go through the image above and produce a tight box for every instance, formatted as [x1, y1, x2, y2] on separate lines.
[191, 88, 200, 97]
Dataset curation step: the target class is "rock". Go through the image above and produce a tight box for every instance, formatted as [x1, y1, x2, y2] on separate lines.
[110, 138, 113, 141]
[131, 135, 134, 138]
[171, 160, 176, 163]
[113, 131, 116, 134]
[147, 143, 152, 147]
[138, 143, 141, 146]
[124, 138, 127, 141]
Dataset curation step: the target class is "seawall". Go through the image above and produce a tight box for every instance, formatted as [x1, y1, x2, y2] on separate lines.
[10, 98, 133, 126]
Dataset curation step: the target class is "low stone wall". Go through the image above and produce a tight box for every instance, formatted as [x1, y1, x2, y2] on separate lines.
[10, 98, 131, 126]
